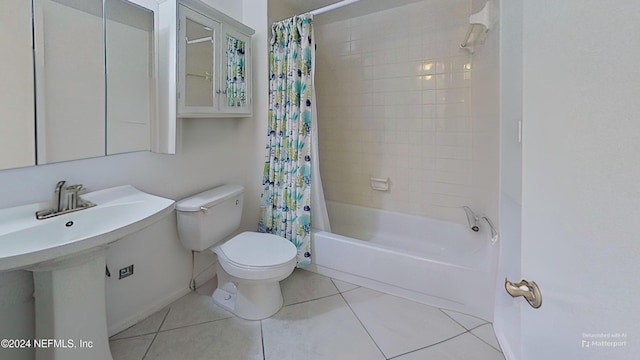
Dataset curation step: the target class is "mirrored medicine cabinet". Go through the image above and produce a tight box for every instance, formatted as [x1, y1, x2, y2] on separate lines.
[0, 0, 255, 172]
[154, 0, 255, 153]
[0, 0, 158, 171]
[177, 4, 253, 117]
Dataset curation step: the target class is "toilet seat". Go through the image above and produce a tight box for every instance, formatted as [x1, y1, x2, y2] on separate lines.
[218, 232, 297, 267]
[213, 232, 297, 280]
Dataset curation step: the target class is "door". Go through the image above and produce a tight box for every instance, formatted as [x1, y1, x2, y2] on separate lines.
[501, 1, 640, 359]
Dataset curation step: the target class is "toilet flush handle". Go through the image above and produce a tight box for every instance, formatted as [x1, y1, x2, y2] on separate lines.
[200, 206, 209, 214]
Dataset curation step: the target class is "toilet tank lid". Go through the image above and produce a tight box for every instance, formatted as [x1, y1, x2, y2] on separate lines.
[176, 185, 244, 212]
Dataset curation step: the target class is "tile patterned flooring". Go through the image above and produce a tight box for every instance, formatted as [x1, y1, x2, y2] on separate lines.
[110, 269, 505, 360]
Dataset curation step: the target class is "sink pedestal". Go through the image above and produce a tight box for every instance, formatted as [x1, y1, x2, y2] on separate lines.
[0, 185, 175, 360]
[32, 247, 113, 360]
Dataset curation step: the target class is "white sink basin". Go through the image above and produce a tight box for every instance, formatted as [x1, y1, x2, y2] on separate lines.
[0, 185, 175, 360]
[0, 185, 174, 272]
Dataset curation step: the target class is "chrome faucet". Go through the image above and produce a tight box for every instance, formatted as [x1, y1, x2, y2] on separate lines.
[463, 206, 500, 242]
[36, 180, 95, 220]
[462, 206, 480, 232]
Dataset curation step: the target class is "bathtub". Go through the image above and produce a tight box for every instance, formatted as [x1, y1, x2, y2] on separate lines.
[308, 201, 498, 321]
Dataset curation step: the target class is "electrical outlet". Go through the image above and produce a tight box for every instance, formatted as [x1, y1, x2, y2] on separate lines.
[119, 264, 134, 279]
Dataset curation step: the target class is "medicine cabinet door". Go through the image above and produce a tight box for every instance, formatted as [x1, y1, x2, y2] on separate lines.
[178, 5, 221, 116]
[221, 26, 251, 115]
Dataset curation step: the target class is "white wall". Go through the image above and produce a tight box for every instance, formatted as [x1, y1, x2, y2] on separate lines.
[268, 0, 297, 24]
[241, 0, 270, 234]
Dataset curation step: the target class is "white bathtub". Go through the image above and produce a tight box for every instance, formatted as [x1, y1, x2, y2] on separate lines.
[308, 201, 498, 321]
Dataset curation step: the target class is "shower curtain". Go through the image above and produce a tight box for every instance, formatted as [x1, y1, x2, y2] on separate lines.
[259, 14, 330, 268]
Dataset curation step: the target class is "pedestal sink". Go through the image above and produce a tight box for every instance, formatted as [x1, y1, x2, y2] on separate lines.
[0, 185, 175, 360]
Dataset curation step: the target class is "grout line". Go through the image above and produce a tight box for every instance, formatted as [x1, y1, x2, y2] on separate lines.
[438, 308, 488, 331]
[438, 309, 502, 352]
[283, 292, 341, 308]
[387, 330, 471, 360]
[156, 315, 235, 334]
[330, 278, 361, 295]
[260, 320, 266, 360]
[142, 307, 171, 360]
[110, 331, 157, 341]
[110, 308, 173, 341]
[338, 292, 387, 359]
[336, 286, 361, 295]
[467, 324, 503, 353]
[329, 278, 341, 293]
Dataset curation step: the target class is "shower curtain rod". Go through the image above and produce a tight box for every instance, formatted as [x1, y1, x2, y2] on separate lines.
[308, 0, 361, 16]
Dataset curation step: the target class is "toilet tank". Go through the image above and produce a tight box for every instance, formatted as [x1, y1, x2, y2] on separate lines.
[176, 185, 244, 251]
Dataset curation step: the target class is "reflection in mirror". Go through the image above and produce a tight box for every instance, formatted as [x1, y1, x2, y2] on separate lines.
[225, 34, 248, 108]
[0, 0, 157, 171]
[185, 18, 215, 107]
[0, 0, 36, 170]
[106, 0, 154, 154]
[34, 0, 106, 164]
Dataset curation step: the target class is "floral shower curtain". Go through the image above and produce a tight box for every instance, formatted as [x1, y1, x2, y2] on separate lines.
[258, 14, 314, 268]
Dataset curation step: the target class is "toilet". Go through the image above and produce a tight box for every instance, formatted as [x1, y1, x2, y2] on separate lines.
[176, 185, 297, 320]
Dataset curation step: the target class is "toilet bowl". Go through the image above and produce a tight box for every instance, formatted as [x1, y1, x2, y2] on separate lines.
[211, 232, 296, 320]
[175, 185, 297, 320]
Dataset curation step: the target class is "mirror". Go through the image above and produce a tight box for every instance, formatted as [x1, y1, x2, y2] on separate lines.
[106, 0, 155, 155]
[34, 0, 106, 164]
[0, 0, 36, 169]
[185, 17, 216, 108]
[0, 0, 156, 170]
[224, 33, 248, 109]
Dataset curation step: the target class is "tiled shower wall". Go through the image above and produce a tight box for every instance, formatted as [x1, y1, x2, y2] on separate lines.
[316, 0, 488, 223]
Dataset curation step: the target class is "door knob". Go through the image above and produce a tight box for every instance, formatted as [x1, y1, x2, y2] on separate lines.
[505, 278, 542, 309]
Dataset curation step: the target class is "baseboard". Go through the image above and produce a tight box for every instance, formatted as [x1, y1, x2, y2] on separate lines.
[493, 320, 518, 359]
[194, 262, 217, 288]
[108, 286, 191, 337]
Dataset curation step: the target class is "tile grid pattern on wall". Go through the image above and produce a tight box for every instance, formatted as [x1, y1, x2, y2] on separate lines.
[110, 269, 505, 360]
[315, 0, 476, 222]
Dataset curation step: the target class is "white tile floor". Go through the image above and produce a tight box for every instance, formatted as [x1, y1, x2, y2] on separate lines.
[110, 269, 505, 360]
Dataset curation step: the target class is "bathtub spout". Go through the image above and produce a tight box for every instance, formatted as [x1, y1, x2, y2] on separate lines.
[462, 206, 480, 232]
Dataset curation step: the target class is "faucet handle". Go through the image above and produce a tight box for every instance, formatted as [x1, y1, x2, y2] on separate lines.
[64, 185, 85, 210]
